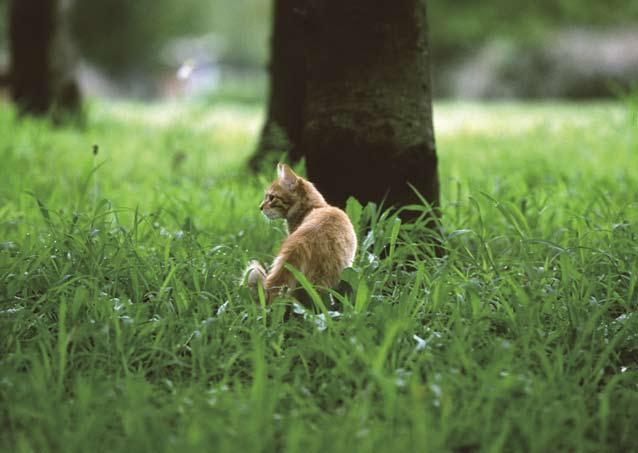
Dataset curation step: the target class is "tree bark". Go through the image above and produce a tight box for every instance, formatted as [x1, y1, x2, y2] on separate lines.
[249, 0, 306, 170]
[302, 1, 438, 210]
[252, 0, 439, 212]
[9, 0, 81, 117]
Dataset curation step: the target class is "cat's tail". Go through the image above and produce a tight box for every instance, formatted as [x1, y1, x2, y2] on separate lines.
[242, 260, 267, 289]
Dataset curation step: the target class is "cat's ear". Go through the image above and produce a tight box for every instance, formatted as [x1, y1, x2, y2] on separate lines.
[277, 163, 298, 191]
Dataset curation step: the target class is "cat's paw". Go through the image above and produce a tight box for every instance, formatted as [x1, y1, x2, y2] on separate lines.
[242, 260, 267, 289]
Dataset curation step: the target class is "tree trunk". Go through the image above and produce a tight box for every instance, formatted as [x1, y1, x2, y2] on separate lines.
[252, 0, 439, 212]
[302, 1, 438, 210]
[9, 0, 81, 117]
[249, 0, 306, 170]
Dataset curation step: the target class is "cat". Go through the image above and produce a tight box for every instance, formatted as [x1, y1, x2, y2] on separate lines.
[243, 163, 357, 303]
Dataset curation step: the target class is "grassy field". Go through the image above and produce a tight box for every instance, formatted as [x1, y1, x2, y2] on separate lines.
[1, 99, 637, 452]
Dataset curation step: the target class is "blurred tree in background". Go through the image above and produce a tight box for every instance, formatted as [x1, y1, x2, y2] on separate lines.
[0, 0, 9, 87]
[9, 0, 81, 117]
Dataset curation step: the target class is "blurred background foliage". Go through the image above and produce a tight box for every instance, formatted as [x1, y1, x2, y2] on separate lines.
[0, 0, 636, 99]
[69, 0, 270, 75]
[430, 0, 638, 56]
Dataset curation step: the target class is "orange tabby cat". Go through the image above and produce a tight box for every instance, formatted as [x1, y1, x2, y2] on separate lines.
[244, 163, 357, 302]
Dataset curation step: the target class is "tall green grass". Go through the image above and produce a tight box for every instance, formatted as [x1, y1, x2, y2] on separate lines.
[1, 100, 637, 452]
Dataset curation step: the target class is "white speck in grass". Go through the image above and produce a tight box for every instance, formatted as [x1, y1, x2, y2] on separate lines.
[615, 313, 629, 323]
[201, 317, 215, 326]
[314, 313, 328, 331]
[174, 230, 184, 240]
[90, 229, 99, 237]
[500, 339, 511, 350]
[217, 300, 229, 316]
[292, 303, 306, 315]
[111, 297, 123, 311]
[310, 310, 341, 331]
[621, 366, 628, 373]
[0, 306, 24, 315]
[160, 227, 170, 238]
[612, 223, 629, 230]
[119, 315, 133, 325]
[366, 252, 379, 269]
[149, 314, 161, 323]
[448, 228, 473, 239]
[413, 334, 427, 351]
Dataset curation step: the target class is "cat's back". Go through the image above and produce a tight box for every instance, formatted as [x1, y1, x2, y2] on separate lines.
[285, 206, 357, 270]
[296, 206, 356, 242]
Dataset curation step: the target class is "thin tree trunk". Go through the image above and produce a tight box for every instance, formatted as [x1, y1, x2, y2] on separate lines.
[249, 0, 306, 170]
[302, 1, 439, 210]
[9, 0, 81, 117]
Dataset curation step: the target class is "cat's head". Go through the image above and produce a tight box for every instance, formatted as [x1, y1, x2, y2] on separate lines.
[259, 163, 327, 220]
[259, 163, 301, 220]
